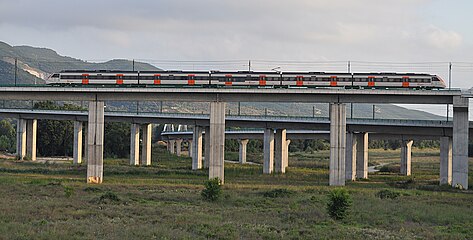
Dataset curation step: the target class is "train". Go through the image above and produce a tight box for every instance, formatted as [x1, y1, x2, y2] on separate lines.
[47, 70, 446, 89]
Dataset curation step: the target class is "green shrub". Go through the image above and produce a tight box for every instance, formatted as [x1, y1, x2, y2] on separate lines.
[378, 164, 400, 173]
[63, 185, 75, 198]
[326, 188, 352, 220]
[98, 191, 121, 204]
[201, 178, 222, 202]
[375, 189, 400, 199]
[263, 188, 294, 198]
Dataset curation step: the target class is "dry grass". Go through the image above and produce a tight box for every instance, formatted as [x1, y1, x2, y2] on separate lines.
[0, 146, 472, 239]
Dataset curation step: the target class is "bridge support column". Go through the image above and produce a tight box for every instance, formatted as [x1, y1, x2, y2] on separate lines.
[440, 136, 452, 185]
[400, 140, 413, 176]
[188, 140, 193, 157]
[452, 96, 469, 189]
[141, 124, 152, 166]
[83, 123, 88, 163]
[209, 102, 225, 183]
[130, 123, 140, 165]
[329, 103, 346, 186]
[192, 126, 203, 170]
[16, 119, 26, 160]
[168, 140, 176, 154]
[26, 119, 37, 161]
[274, 129, 287, 173]
[73, 121, 83, 164]
[356, 133, 369, 179]
[285, 139, 291, 168]
[87, 101, 104, 184]
[176, 139, 183, 157]
[204, 126, 210, 168]
[238, 139, 249, 164]
[345, 132, 357, 181]
[263, 128, 274, 174]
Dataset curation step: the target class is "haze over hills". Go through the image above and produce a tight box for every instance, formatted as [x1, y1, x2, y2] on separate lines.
[0, 40, 444, 120]
[0, 41, 159, 85]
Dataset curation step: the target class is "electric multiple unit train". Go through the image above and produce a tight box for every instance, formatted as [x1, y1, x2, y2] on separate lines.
[47, 70, 446, 89]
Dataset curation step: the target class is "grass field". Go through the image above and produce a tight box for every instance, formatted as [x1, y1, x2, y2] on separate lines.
[0, 146, 472, 239]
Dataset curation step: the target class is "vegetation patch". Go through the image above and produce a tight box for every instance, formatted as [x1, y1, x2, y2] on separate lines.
[375, 189, 401, 199]
[263, 188, 295, 198]
[389, 178, 417, 189]
[91, 191, 121, 204]
[201, 178, 222, 202]
[378, 164, 400, 173]
[326, 188, 352, 220]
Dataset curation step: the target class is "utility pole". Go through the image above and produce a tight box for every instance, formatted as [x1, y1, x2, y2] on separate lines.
[372, 105, 375, 119]
[248, 60, 251, 71]
[238, 102, 241, 115]
[14, 58, 17, 86]
[132, 59, 135, 71]
[348, 60, 353, 119]
[447, 62, 452, 121]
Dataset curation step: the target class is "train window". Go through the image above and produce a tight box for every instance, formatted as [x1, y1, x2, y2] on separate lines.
[51, 74, 59, 78]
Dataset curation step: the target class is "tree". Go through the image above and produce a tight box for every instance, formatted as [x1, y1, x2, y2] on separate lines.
[0, 119, 16, 152]
[104, 122, 130, 158]
[34, 101, 83, 156]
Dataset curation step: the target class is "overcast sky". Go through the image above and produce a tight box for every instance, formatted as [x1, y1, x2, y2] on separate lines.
[1, 0, 472, 89]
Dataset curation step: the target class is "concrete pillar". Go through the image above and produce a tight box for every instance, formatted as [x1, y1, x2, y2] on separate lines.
[141, 124, 152, 166]
[188, 140, 193, 157]
[16, 119, 26, 160]
[209, 102, 225, 183]
[73, 121, 83, 164]
[400, 140, 413, 176]
[345, 132, 357, 181]
[204, 126, 210, 168]
[130, 123, 140, 165]
[452, 96, 469, 189]
[168, 140, 176, 154]
[87, 101, 105, 184]
[238, 139, 249, 164]
[329, 103, 346, 186]
[356, 133, 369, 179]
[274, 129, 287, 173]
[26, 119, 37, 161]
[440, 136, 452, 185]
[83, 123, 88, 163]
[285, 139, 291, 168]
[263, 128, 274, 174]
[192, 126, 203, 170]
[175, 139, 183, 157]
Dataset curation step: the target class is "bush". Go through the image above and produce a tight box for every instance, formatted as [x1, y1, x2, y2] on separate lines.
[375, 189, 400, 199]
[63, 186, 75, 198]
[97, 191, 121, 204]
[263, 188, 294, 198]
[201, 178, 222, 202]
[326, 188, 352, 220]
[378, 164, 400, 173]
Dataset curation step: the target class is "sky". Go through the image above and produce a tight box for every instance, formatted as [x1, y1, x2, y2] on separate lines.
[1, 0, 473, 116]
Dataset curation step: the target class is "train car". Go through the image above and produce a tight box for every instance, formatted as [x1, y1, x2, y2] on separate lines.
[47, 70, 446, 89]
[138, 70, 210, 86]
[209, 71, 281, 87]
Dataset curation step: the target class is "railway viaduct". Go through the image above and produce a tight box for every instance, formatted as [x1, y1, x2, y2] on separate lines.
[0, 87, 469, 188]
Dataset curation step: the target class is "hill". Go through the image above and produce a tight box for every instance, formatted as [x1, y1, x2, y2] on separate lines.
[0, 41, 160, 85]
